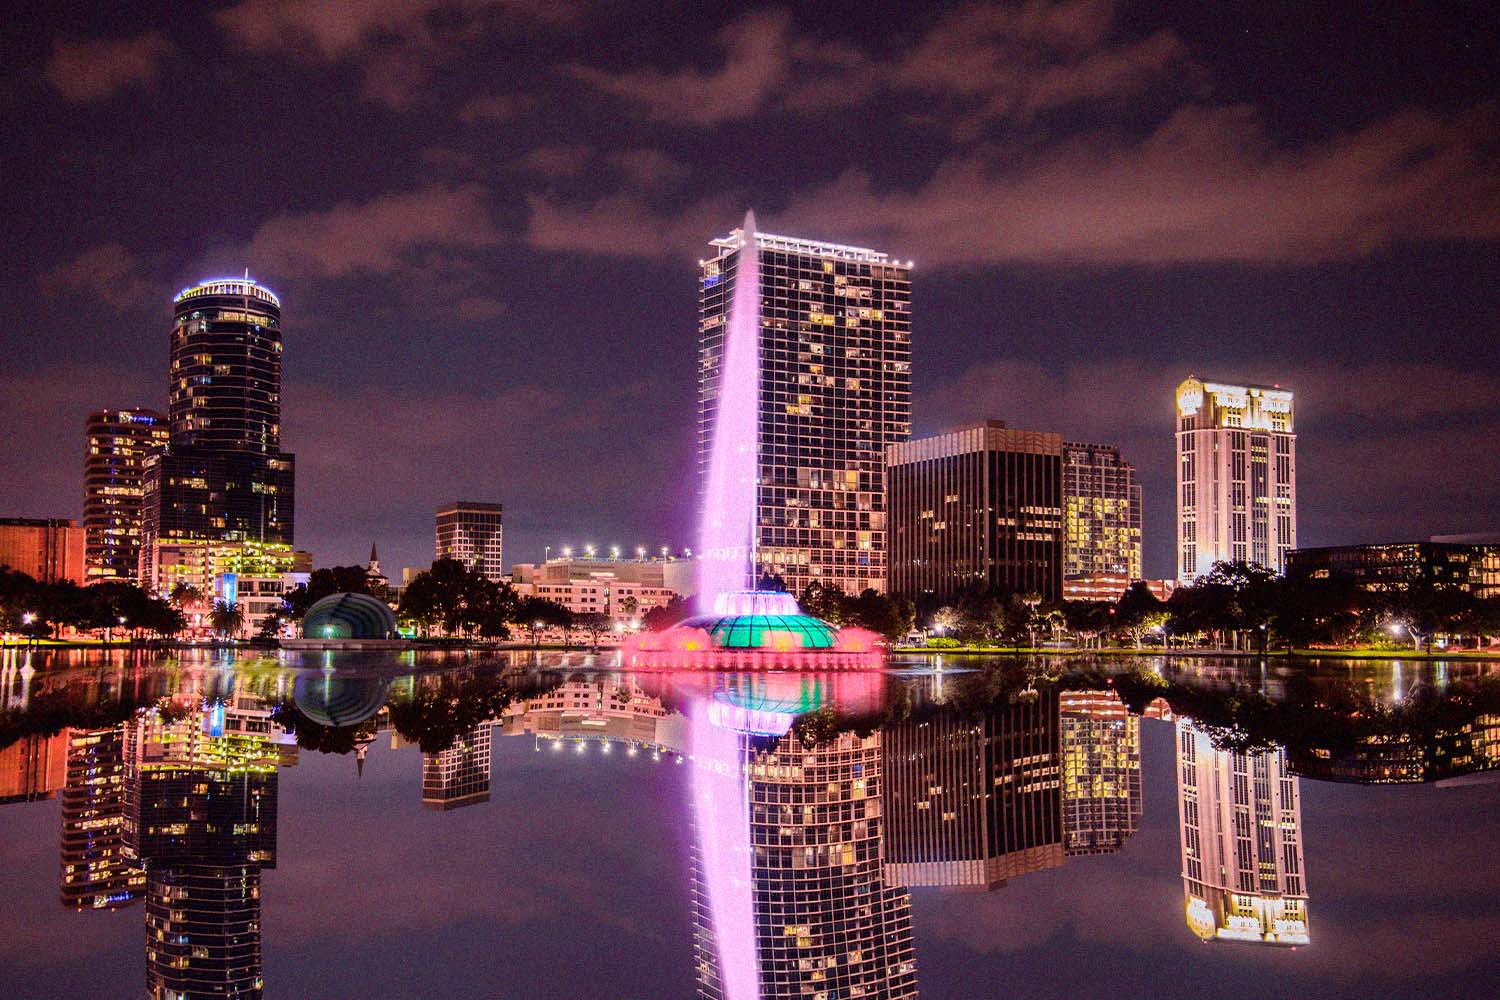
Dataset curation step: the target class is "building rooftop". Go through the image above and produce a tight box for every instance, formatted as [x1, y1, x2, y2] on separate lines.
[173, 276, 280, 308]
[707, 228, 905, 265]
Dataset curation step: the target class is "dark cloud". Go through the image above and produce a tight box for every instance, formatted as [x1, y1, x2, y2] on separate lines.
[44, 31, 173, 101]
[241, 183, 501, 280]
[38, 242, 156, 311]
[564, 8, 794, 125]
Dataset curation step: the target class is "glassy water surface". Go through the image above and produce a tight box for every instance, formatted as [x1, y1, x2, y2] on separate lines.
[1, 648, 1497, 999]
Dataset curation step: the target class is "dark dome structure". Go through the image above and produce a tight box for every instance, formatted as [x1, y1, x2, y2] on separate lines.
[291, 672, 391, 728]
[302, 592, 398, 640]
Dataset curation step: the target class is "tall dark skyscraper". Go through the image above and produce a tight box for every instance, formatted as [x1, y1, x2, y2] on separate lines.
[886, 421, 1064, 603]
[168, 278, 284, 453]
[84, 408, 168, 584]
[123, 708, 279, 1000]
[141, 277, 296, 588]
[699, 226, 912, 597]
[882, 690, 1064, 890]
[60, 725, 145, 910]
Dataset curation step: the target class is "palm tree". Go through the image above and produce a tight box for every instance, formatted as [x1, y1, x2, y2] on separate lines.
[210, 600, 245, 640]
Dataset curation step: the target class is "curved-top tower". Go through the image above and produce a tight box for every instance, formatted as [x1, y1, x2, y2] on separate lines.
[170, 276, 283, 453]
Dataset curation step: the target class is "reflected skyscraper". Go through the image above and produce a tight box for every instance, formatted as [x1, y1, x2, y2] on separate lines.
[691, 717, 916, 999]
[1060, 690, 1142, 857]
[1175, 722, 1309, 945]
[60, 725, 145, 910]
[124, 706, 279, 999]
[421, 724, 492, 810]
[882, 691, 1063, 890]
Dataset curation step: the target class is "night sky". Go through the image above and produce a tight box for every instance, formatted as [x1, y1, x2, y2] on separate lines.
[2, 1, 1496, 579]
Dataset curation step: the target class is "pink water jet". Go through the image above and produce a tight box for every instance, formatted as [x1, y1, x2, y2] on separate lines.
[698, 209, 761, 609]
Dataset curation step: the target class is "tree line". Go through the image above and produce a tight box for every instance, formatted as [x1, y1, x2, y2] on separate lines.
[0, 568, 184, 640]
[924, 560, 1500, 652]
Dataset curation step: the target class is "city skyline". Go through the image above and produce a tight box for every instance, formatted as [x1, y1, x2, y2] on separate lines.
[2, 3, 1496, 580]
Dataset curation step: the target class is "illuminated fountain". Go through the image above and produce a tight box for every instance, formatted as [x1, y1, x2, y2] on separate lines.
[624, 210, 882, 669]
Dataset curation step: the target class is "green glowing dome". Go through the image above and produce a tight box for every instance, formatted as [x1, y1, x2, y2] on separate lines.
[302, 592, 398, 640]
[678, 613, 840, 650]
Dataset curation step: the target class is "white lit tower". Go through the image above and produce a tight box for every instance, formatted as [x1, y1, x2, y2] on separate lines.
[1175, 722, 1310, 945]
[1175, 377, 1295, 582]
[699, 225, 911, 596]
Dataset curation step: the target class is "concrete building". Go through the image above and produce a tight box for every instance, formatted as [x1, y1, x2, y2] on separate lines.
[435, 501, 504, 581]
[420, 725, 491, 811]
[1062, 573, 1177, 604]
[0, 517, 87, 584]
[1176, 377, 1296, 582]
[84, 408, 168, 584]
[881, 691, 1064, 890]
[1062, 441, 1141, 583]
[700, 226, 911, 596]
[0, 732, 69, 804]
[1060, 690, 1142, 857]
[501, 676, 685, 752]
[510, 555, 692, 622]
[1287, 537, 1500, 600]
[1175, 721, 1309, 946]
[886, 421, 1064, 604]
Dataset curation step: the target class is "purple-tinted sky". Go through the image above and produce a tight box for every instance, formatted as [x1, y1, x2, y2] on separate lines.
[1, 1, 1497, 578]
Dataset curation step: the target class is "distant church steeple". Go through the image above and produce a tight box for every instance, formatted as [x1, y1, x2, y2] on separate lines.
[365, 543, 389, 592]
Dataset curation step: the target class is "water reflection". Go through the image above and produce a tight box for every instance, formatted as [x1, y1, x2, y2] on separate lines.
[0, 649, 1498, 997]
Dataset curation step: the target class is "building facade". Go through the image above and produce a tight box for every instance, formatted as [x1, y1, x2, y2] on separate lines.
[510, 556, 692, 623]
[142, 277, 297, 590]
[699, 227, 911, 596]
[882, 691, 1064, 890]
[1060, 690, 1142, 857]
[60, 725, 146, 910]
[1175, 722, 1309, 946]
[1062, 441, 1141, 582]
[693, 729, 917, 999]
[84, 408, 169, 584]
[1176, 377, 1296, 582]
[420, 725, 492, 811]
[0, 518, 87, 584]
[434, 502, 504, 581]
[886, 421, 1064, 604]
[1287, 538, 1500, 601]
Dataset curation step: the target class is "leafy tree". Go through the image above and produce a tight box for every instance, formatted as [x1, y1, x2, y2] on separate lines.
[1116, 582, 1168, 648]
[643, 595, 690, 631]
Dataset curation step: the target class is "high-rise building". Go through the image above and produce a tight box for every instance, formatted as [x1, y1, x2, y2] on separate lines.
[699, 226, 911, 596]
[145, 865, 264, 999]
[1175, 721, 1309, 945]
[434, 502, 504, 581]
[169, 277, 284, 453]
[1060, 690, 1141, 857]
[420, 725, 492, 810]
[141, 277, 296, 589]
[0, 518, 87, 584]
[1062, 441, 1142, 582]
[124, 707, 278, 1000]
[693, 729, 917, 999]
[84, 409, 169, 584]
[886, 421, 1064, 603]
[1175, 377, 1296, 582]
[882, 691, 1064, 889]
[60, 725, 146, 910]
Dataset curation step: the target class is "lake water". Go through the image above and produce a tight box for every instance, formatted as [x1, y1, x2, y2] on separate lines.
[1, 647, 1497, 999]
